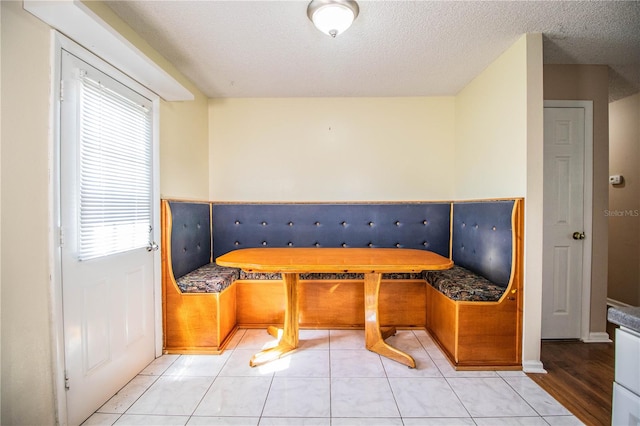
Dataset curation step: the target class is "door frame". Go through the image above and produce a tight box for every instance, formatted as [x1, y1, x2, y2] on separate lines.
[543, 100, 594, 342]
[49, 32, 162, 424]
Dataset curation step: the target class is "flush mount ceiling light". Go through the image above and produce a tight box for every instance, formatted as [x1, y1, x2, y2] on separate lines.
[307, 0, 359, 38]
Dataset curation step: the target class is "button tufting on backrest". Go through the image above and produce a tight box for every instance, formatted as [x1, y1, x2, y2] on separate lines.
[342, 243, 347, 247]
[169, 201, 212, 280]
[451, 200, 515, 286]
[262, 241, 267, 246]
[235, 220, 240, 225]
[210, 202, 452, 259]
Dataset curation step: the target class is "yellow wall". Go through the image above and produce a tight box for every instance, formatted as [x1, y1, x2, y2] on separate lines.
[159, 97, 209, 200]
[209, 97, 455, 201]
[454, 35, 529, 200]
[454, 33, 544, 370]
[0, 2, 209, 424]
[608, 93, 640, 306]
[1, 1, 545, 421]
[209, 35, 545, 370]
[544, 64, 610, 336]
[84, 1, 210, 201]
[1, 2, 57, 423]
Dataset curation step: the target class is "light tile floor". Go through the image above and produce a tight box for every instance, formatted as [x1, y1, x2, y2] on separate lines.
[83, 329, 585, 426]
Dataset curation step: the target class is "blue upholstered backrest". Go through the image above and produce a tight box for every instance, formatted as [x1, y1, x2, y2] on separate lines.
[451, 200, 515, 287]
[211, 203, 451, 259]
[168, 201, 212, 279]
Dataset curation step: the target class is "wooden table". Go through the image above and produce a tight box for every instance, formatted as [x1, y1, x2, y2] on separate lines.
[216, 247, 453, 368]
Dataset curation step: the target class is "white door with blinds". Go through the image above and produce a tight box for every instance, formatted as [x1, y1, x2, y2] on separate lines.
[59, 49, 157, 425]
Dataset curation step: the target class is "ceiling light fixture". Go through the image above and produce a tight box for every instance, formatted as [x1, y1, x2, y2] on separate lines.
[307, 0, 359, 38]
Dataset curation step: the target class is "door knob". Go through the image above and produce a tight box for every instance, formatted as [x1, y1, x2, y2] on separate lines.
[572, 232, 586, 240]
[147, 241, 159, 252]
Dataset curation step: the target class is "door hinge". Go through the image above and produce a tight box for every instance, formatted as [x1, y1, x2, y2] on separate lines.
[65, 371, 70, 390]
[59, 227, 64, 247]
[60, 80, 64, 102]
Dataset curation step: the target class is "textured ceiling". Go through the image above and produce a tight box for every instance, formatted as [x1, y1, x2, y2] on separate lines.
[105, 1, 640, 101]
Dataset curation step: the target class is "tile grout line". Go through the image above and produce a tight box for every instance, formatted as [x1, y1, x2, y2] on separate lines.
[100, 355, 176, 422]
[86, 329, 584, 425]
[186, 346, 236, 423]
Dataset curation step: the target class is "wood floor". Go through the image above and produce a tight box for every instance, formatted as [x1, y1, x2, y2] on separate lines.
[527, 324, 616, 426]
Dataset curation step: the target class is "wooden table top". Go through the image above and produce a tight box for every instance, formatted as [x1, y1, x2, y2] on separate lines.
[216, 247, 453, 274]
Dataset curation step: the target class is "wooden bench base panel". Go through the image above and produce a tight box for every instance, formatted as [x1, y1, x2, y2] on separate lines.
[236, 279, 426, 329]
[425, 283, 521, 370]
[163, 282, 237, 354]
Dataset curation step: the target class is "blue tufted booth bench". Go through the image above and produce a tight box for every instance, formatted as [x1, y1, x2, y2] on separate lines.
[161, 201, 239, 353]
[424, 200, 524, 369]
[161, 198, 523, 369]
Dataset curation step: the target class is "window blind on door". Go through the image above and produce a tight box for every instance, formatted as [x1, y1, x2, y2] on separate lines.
[77, 72, 152, 261]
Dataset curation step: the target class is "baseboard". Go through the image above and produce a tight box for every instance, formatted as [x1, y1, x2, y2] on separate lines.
[522, 359, 546, 374]
[582, 331, 612, 343]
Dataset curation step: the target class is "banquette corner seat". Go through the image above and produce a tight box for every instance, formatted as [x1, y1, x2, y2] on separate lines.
[161, 201, 238, 353]
[425, 199, 524, 369]
[161, 198, 523, 369]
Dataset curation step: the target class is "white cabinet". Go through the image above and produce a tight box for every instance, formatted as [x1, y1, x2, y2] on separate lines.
[612, 327, 640, 426]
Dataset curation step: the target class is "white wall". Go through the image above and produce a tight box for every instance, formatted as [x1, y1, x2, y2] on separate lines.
[524, 34, 545, 371]
[209, 97, 456, 201]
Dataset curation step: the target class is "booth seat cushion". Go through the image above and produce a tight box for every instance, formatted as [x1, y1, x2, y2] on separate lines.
[176, 263, 240, 293]
[423, 266, 506, 302]
[239, 271, 423, 280]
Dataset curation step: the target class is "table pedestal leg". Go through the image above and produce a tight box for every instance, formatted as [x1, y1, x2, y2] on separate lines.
[250, 273, 299, 367]
[364, 273, 416, 368]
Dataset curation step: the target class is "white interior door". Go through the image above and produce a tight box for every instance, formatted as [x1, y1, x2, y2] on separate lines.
[542, 106, 586, 339]
[59, 50, 157, 425]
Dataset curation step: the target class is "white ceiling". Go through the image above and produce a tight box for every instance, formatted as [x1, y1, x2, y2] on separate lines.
[105, 0, 640, 101]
